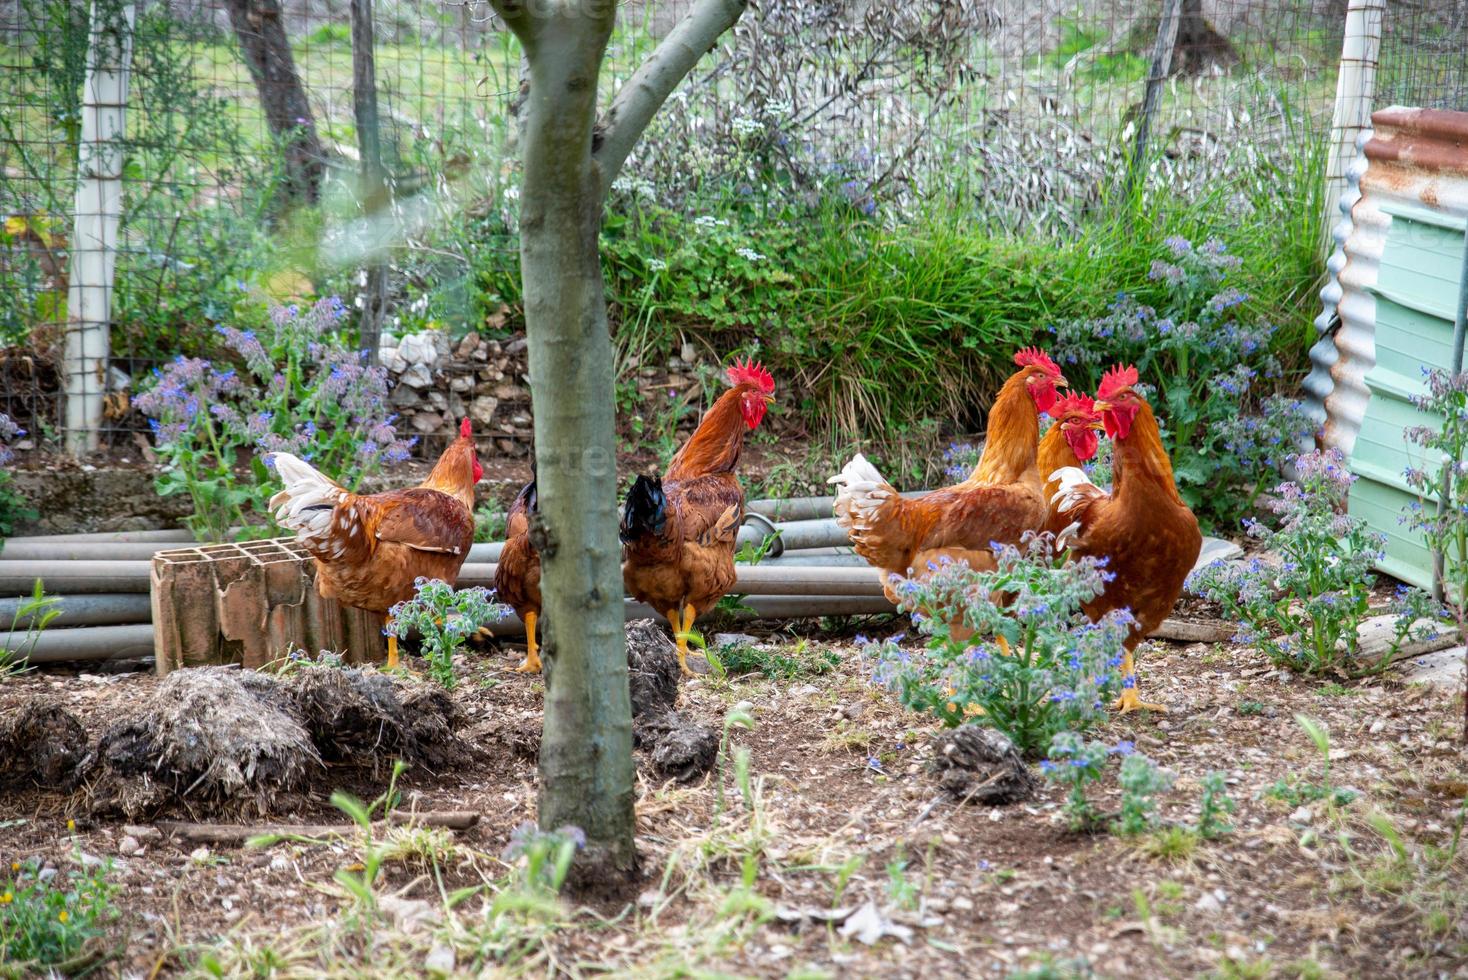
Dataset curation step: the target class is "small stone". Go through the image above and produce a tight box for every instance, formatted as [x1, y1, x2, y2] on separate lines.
[951, 896, 974, 912]
[189, 846, 211, 865]
[841, 702, 866, 721]
[470, 396, 498, 426]
[449, 375, 474, 392]
[637, 889, 660, 909]
[680, 341, 697, 363]
[1194, 892, 1222, 913]
[118, 836, 141, 857]
[269, 854, 290, 872]
[411, 413, 444, 434]
[425, 942, 455, 974]
[792, 683, 820, 697]
[400, 362, 434, 389]
[1369, 719, 1386, 735]
[427, 390, 448, 411]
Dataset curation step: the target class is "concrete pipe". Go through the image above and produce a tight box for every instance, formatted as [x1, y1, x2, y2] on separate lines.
[0, 562, 153, 595]
[12, 623, 156, 665]
[5, 529, 200, 545]
[0, 593, 152, 628]
[746, 490, 931, 522]
[1, 542, 179, 562]
[455, 562, 884, 597]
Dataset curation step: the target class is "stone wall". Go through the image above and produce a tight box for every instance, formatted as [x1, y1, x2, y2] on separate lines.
[379, 329, 533, 457]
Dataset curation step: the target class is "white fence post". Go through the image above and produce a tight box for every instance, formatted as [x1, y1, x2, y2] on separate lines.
[65, 0, 136, 456]
[1323, 0, 1383, 255]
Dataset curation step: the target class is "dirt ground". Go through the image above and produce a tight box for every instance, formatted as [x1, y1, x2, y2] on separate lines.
[1, 610, 1466, 979]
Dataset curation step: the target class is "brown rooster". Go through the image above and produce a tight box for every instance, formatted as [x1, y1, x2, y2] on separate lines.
[1037, 392, 1103, 537]
[1050, 365, 1202, 713]
[828, 348, 1067, 600]
[493, 480, 543, 673]
[621, 358, 775, 675]
[269, 417, 483, 668]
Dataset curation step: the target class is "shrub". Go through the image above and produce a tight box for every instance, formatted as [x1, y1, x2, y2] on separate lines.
[1113, 751, 1175, 836]
[861, 533, 1130, 757]
[0, 853, 119, 969]
[1197, 771, 1236, 839]
[135, 297, 415, 541]
[1041, 732, 1111, 831]
[1188, 449, 1440, 677]
[1049, 236, 1316, 531]
[385, 578, 508, 688]
[0, 413, 33, 547]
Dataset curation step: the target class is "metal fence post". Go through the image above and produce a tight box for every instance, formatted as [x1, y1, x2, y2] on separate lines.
[64, 0, 136, 456]
[1323, 0, 1383, 256]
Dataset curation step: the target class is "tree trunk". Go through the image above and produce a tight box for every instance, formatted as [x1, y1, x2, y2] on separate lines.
[513, 11, 637, 875]
[350, 0, 386, 364]
[222, 0, 324, 209]
[490, 0, 749, 881]
[1169, 0, 1239, 76]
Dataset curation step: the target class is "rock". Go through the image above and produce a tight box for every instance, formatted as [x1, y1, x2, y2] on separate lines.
[792, 683, 820, 698]
[400, 363, 434, 389]
[504, 337, 528, 355]
[492, 382, 522, 401]
[380, 347, 407, 374]
[389, 384, 423, 409]
[470, 397, 498, 426]
[1194, 536, 1244, 572]
[841, 702, 867, 721]
[425, 942, 456, 974]
[455, 331, 480, 359]
[714, 633, 759, 648]
[510, 413, 532, 427]
[449, 375, 474, 393]
[1396, 647, 1464, 691]
[427, 390, 448, 411]
[680, 342, 697, 363]
[118, 835, 141, 857]
[927, 728, 1036, 805]
[410, 412, 444, 434]
[397, 332, 440, 368]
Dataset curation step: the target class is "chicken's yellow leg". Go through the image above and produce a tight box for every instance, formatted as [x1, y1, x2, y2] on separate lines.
[1112, 649, 1166, 714]
[385, 615, 399, 670]
[668, 606, 695, 677]
[514, 611, 541, 673]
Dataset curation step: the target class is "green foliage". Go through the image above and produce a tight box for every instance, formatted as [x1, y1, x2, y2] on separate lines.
[0, 414, 33, 548]
[863, 534, 1128, 757]
[710, 639, 840, 681]
[1263, 715, 1357, 808]
[135, 298, 415, 541]
[0, 578, 59, 677]
[1042, 732, 1111, 831]
[500, 823, 584, 897]
[0, 852, 119, 971]
[1197, 771, 1237, 839]
[1113, 752, 1175, 836]
[474, 500, 509, 543]
[1050, 235, 1316, 530]
[1190, 449, 1443, 677]
[1403, 368, 1468, 654]
[884, 846, 919, 911]
[386, 579, 508, 689]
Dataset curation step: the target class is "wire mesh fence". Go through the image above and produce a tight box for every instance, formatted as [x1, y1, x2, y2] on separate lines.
[0, 0, 1463, 457]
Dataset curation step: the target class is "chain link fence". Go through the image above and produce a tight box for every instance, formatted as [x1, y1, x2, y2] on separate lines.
[0, 0, 1463, 455]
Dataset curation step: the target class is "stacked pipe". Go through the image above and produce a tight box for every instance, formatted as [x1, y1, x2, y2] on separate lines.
[0, 494, 923, 663]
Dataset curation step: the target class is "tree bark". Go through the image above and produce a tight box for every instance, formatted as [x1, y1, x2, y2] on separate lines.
[1169, 0, 1239, 76]
[222, 0, 324, 208]
[489, 0, 748, 879]
[350, 0, 387, 364]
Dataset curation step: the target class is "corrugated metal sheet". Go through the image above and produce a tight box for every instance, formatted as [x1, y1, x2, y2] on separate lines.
[1313, 106, 1468, 589]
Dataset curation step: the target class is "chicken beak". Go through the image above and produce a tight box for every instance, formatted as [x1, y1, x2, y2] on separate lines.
[764, 395, 775, 406]
[1055, 375, 1070, 390]
[1093, 399, 1113, 413]
[1087, 419, 1105, 432]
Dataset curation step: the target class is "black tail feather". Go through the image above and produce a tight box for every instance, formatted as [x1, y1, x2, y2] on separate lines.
[620, 475, 666, 543]
[516, 479, 537, 515]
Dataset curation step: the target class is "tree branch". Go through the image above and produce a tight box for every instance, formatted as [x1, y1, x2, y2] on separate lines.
[593, 0, 747, 197]
[486, 0, 538, 45]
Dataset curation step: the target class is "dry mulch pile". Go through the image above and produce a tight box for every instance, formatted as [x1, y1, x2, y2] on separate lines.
[0, 617, 1465, 978]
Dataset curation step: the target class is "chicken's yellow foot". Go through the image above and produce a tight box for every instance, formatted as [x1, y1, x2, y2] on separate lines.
[385, 615, 399, 670]
[668, 607, 695, 677]
[514, 611, 541, 673]
[1111, 651, 1165, 714]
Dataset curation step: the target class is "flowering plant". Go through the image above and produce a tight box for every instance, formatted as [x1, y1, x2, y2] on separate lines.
[1189, 449, 1440, 677]
[136, 298, 415, 541]
[1403, 367, 1468, 734]
[1049, 236, 1315, 530]
[860, 533, 1130, 757]
[0, 412, 32, 547]
[385, 578, 508, 689]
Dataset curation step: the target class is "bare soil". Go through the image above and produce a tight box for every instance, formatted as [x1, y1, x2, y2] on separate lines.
[1, 619, 1465, 978]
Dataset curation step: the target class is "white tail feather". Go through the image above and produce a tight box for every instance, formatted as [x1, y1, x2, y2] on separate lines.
[828, 452, 895, 531]
[268, 452, 346, 546]
[1048, 466, 1096, 514]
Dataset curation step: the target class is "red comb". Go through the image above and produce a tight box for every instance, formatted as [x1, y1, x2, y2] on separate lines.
[726, 356, 774, 395]
[1013, 347, 1061, 378]
[1052, 392, 1096, 418]
[460, 417, 473, 439]
[1097, 364, 1140, 401]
